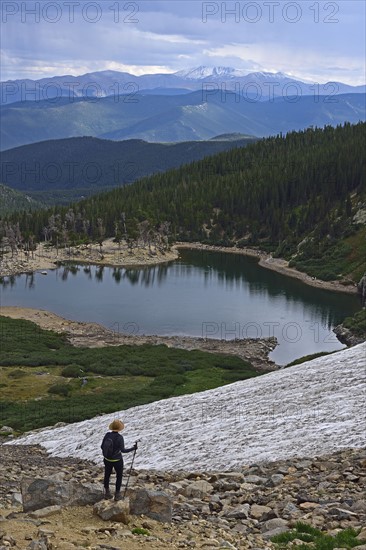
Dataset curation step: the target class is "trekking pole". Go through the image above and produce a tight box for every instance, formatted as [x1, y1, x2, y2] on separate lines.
[123, 439, 140, 498]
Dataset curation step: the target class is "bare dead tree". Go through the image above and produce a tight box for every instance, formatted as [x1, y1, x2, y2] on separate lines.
[97, 218, 105, 254]
[61, 223, 69, 252]
[158, 221, 171, 252]
[137, 220, 151, 251]
[5, 224, 17, 258]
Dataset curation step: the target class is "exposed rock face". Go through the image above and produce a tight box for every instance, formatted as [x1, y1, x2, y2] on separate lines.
[358, 273, 366, 306]
[333, 324, 365, 346]
[333, 277, 366, 346]
[1, 444, 365, 549]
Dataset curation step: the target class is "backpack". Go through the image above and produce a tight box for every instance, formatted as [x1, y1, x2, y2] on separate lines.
[102, 435, 114, 459]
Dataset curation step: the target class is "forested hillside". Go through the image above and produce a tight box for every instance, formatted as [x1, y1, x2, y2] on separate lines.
[0, 184, 43, 216]
[1, 89, 365, 150]
[3, 122, 365, 282]
[0, 135, 257, 204]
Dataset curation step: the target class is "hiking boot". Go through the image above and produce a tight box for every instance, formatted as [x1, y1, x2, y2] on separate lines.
[104, 488, 113, 500]
[114, 491, 122, 501]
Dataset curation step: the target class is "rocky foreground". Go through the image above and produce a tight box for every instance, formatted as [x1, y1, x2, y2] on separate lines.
[0, 443, 365, 550]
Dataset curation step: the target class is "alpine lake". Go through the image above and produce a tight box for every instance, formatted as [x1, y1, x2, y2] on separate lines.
[0, 248, 361, 365]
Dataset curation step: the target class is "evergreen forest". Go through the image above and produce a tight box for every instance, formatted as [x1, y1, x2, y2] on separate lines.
[2, 122, 365, 282]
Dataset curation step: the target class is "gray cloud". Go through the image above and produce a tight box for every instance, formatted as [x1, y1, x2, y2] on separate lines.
[0, 0, 365, 84]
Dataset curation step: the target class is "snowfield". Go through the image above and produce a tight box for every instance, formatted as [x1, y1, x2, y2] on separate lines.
[8, 343, 366, 471]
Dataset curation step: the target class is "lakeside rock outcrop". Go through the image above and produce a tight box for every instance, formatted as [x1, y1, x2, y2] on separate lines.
[0, 443, 365, 549]
[358, 273, 366, 306]
[333, 324, 365, 347]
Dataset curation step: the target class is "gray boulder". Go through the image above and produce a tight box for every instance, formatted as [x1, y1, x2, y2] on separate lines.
[27, 539, 50, 550]
[182, 480, 214, 498]
[243, 475, 268, 485]
[0, 426, 14, 434]
[261, 518, 289, 533]
[269, 474, 284, 486]
[225, 504, 250, 519]
[21, 478, 103, 512]
[29, 505, 62, 519]
[93, 499, 130, 524]
[128, 489, 172, 523]
[262, 526, 290, 540]
[249, 504, 272, 520]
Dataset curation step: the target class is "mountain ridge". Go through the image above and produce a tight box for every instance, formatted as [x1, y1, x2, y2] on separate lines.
[0, 134, 257, 204]
[1, 66, 365, 106]
[1, 90, 365, 150]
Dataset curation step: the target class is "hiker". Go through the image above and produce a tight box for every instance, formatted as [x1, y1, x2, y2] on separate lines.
[101, 419, 137, 501]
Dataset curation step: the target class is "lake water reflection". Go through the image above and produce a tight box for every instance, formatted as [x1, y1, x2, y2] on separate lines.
[0, 249, 360, 365]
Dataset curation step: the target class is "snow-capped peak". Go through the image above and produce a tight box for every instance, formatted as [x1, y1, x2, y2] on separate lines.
[173, 67, 312, 83]
[245, 71, 294, 80]
[175, 66, 248, 79]
[8, 343, 366, 471]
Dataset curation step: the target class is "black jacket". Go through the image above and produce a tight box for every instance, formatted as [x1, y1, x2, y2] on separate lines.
[101, 431, 135, 461]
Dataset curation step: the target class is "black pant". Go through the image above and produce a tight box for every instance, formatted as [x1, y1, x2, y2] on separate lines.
[103, 458, 124, 492]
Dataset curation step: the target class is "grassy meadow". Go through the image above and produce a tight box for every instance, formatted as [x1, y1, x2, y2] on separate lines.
[0, 316, 260, 433]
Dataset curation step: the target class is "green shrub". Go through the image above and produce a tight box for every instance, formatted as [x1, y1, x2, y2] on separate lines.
[131, 528, 150, 536]
[61, 364, 84, 378]
[342, 309, 366, 337]
[272, 522, 363, 549]
[48, 383, 70, 397]
[286, 351, 333, 367]
[7, 369, 27, 379]
[0, 316, 260, 432]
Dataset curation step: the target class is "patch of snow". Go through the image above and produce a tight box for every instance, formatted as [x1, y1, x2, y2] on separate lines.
[175, 67, 307, 82]
[8, 343, 366, 471]
[247, 71, 296, 81]
[175, 66, 248, 79]
[182, 103, 208, 114]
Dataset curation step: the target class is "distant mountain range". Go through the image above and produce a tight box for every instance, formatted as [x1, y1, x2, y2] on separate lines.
[1, 88, 365, 150]
[1, 66, 365, 105]
[0, 135, 257, 204]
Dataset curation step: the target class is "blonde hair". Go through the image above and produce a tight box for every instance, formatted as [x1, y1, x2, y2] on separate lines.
[109, 419, 125, 432]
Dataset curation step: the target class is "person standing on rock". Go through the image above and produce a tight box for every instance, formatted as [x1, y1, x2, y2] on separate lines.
[101, 419, 137, 501]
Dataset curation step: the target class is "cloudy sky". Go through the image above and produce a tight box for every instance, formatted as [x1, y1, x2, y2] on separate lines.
[1, 0, 365, 84]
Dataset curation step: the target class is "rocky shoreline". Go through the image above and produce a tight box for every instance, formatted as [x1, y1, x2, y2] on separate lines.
[0, 239, 179, 278]
[0, 442, 365, 550]
[0, 307, 278, 372]
[175, 243, 359, 296]
[1, 239, 359, 298]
